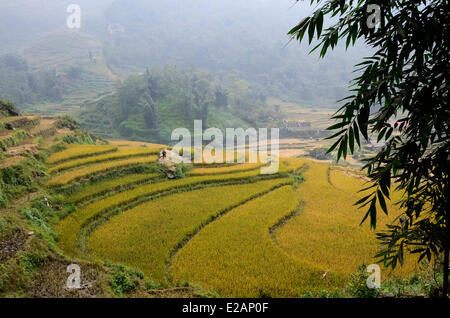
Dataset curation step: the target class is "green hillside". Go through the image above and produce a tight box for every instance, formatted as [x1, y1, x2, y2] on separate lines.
[0, 29, 117, 116]
[79, 66, 277, 144]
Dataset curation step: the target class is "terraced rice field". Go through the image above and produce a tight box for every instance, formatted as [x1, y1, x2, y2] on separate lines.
[187, 162, 264, 176]
[46, 156, 159, 186]
[55, 169, 294, 255]
[46, 144, 118, 164]
[87, 179, 293, 282]
[67, 173, 161, 203]
[47, 146, 162, 173]
[274, 163, 418, 278]
[47, 143, 418, 297]
[171, 186, 343, 297]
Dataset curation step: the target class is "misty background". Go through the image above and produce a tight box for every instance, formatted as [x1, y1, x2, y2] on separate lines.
[0, 0, 370, 143]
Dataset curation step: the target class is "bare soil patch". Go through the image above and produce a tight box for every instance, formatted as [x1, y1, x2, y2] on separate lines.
[0, 230, 27, 263]
[6, 144, 39, 156]
[0, 155, 26, 168]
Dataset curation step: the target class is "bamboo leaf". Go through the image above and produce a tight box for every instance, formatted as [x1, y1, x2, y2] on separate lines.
[308, 20, 316, 43]
[349, 126, 355, 153]
[353, 121, 360, 147]
[354, 193, 373, 206]
[316, 11, 323, 39]
[327, 121, 351, 130]
[327, 137, 342, 154]
[377, 189, 388, 215]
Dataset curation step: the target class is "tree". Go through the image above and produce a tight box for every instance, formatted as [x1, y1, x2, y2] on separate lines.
[215, 86, 228, 109]
[117, 75, 147, 119]
[0, 100, 20, 117]
[289, 0, 449, 296]
[67, 65, 82, 79]
[147, 75, 161, 99]
[140, 92, 159, 129]
[192, 74, 213, 129]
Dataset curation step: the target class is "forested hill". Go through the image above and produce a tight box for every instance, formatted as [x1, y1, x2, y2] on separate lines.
[98, 0, 364, 105]
[79, 66, 277, 144]
[0, 0, 369, 112]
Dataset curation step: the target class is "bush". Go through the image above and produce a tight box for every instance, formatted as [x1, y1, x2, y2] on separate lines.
[293, 173, 305, 184]
[0, 190, 6, 208]
[174, 166, 186, 179]
[109, 265, 139, 297]
[21, 252, 45, 275]
[174, 163, 192, 179]
[0, 100, 20, 117]
[57, 116, 79, 130]
[308, 147, 332, 160]
[144, 279, 162, 291]
[1, 166, 30, 186]
[22, 208, 51, 232]
[345, 264, 379, 298]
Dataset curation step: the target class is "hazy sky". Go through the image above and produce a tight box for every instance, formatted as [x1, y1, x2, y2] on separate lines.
[0, 0, 316, 51]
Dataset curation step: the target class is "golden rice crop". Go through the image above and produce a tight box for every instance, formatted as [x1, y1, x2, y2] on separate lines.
[65, 160, 301, 203]
[274, 162, 418, 280]
[108, 140, 169, 148]
[171, 186, 343, 297]
[278, 157, 308, 173]
[48, 147, 162, 174]
[187, 163, 264, 176]
[68, 173, 161, 203]
[189, 157, 306, 175]
[55, 170, 293, 256]
[46, 144, 118, 164]
[180, 148, 255, 165]
[46, 156, 158, 186]
[86, 178, 293, 283]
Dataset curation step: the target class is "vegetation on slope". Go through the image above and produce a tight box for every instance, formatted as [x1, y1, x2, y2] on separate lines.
[78, 66, 276, 144]
[0, 109, 209, 297]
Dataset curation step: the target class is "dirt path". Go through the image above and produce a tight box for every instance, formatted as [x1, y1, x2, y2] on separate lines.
[0, 192, 39, 264]
[6, 144, 39, 156]
[29, 118, 57, 135]
[0, 155, 25, 168]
